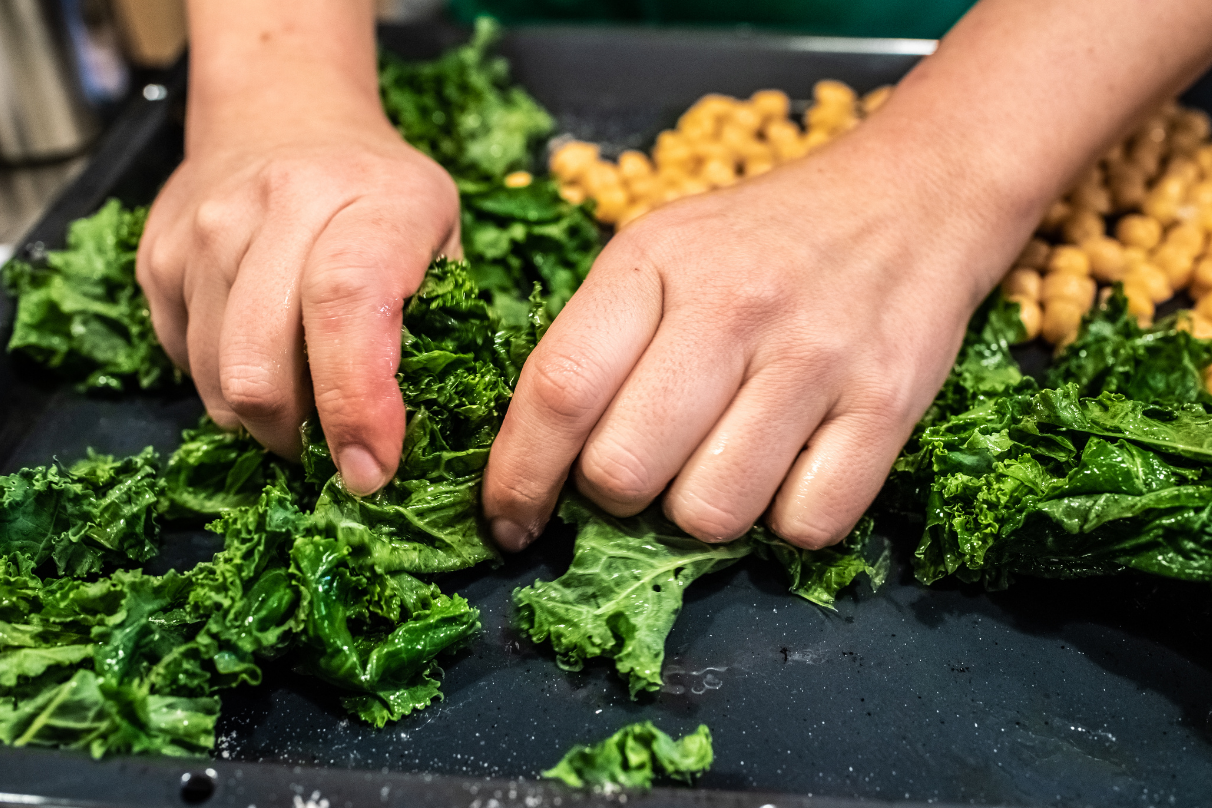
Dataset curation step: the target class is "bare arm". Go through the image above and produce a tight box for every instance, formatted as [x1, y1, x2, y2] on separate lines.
[483, 0, 1212, 550]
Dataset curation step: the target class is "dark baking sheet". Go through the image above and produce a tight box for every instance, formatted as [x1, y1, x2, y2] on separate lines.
[5, 21, 1212, 808]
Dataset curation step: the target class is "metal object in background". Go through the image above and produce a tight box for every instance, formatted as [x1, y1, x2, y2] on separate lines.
[0, 0, 99, 163]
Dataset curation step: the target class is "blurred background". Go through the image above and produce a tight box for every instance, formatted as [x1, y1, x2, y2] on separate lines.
[0, 0, 969, 263]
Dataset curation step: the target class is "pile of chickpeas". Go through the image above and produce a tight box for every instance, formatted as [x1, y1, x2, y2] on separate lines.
[548, 80, 891, 228]
[549, 82, 1212, 350]
[1001, 100, 1212, 346]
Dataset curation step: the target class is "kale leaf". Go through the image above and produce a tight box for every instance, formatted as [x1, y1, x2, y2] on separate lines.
[542, 721, 713, 790]
[0, 448, 162, 577]
[513, 494, 889, 696]
[1, 200, 176, 392]
[378, 17, 552, 182]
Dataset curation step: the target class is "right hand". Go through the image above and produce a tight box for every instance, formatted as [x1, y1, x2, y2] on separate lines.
[137, 67, 460, 496]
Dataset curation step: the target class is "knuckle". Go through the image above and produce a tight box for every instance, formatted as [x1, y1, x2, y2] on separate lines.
[193, 199, 240, 246]
[303, 261, 383, 313]
[665, 491, 751, 543]
[766, 513, 840, 551]
[521, 349, 604, 424]
[220, 363, 291, 423]
[577, 439, 656, 506]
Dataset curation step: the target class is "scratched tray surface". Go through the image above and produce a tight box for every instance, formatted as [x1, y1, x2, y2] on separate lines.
[4, 22, 1212, 808]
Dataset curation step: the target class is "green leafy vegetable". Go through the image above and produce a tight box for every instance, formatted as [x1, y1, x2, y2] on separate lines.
[542, 721, 713, 790]
[0, 448, 162, 577]
[513, 494, 889, 696]
[1, 200, 175, 392]
[378, 17, 552, 182]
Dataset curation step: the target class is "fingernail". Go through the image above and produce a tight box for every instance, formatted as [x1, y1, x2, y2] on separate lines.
[337, 446, 386, 496]
[491, 517, 535, 551]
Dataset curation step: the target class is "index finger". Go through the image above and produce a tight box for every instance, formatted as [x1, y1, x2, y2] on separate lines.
[482, 242, 662, 550]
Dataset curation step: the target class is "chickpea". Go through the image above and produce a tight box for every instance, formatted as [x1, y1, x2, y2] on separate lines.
[813, 79, 857, 109]
[1130, 137, 1165, 179]
[1083, 236, 1128, 282]
[1061, 208, 1105, 245]
[654, 135, 694, 171]
[1187, 180, 1212, 209]
[1039, 200, 1072, 233]
[1122, 282, 1156, 326]
[1165, 222, 1206, 255]
[1144, 178, 1185, 224]
[730, 102, 764, 134]
[1070, 182, 1112, 214]
[1171, 109, 1210, 154]
[1164, 158, 1200, 187]
[678, 176, 711, 197]
[1191, 257, 1212, 298]
[773, 136, 810, 161]
[860, 85, 893, 116]
[618, 150, 655, 181]
[802, 129, 832, 152]
[550, 141, 600, 181]
[1122, 245, 1150, 272]
[616, 202, 652, 230]
[689, 93, 734, 122]
[594, 185, 630, 224]
[720, 124, 763, 158]
[763, 118, 801, 146]
[693, 140, 733, 165]
[1047, 244, 1091, 275]
[1042, 299, 1086, 345]
[702, 158, 739, 188]
[1108, 162, 1149, 210]
[1152, 242, 1196, 290]
[1041, 271, 1096, 309]
[744, 156, 776, 177]
[582, 161, 624, 197]
[1191, 312, 1212, 340]
[1017, 238, 1051, 270]
[1195, 144, 1212, 176]
[1123, 262, 1172, 303]
[678, 110, 719, 142]
[625, 173, 661, 202]
[1007, 295, 1042, 340]
[806, 104, 856, 135]
[503, 171, 533, 188]
[751, 89, 791, 122]
[1196, 292, 1212, 321]
[559, 183, 587, 205]
[1116, 214, 1164, 250]
[1001, 267, 1043, 300]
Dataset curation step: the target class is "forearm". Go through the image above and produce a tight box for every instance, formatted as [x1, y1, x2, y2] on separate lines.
[185, 0, 381, 151]
[860, 0, 1212, 283]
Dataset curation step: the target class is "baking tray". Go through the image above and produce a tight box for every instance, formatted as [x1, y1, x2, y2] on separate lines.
[4, 20, 1212, 808]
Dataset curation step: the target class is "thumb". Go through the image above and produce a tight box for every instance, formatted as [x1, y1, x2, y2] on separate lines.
[300, 199, 439, 495]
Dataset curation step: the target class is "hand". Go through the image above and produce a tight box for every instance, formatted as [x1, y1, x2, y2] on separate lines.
[483, 125, 1039, 550]
[137, 74, 460, 495]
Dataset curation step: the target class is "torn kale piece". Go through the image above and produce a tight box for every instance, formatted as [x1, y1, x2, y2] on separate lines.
[543, 722, 713, 790]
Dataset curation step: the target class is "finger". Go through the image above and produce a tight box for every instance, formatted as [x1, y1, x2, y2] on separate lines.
[137, 176, 194, 370]
[218, 208, 317, 458]
[300, 199, 438, 496]
[180, 196, 259, 429]
[185, 279, 239, 430]
[482, 245, 663, 551]
[663, 363, 836, 542]
[767, 397, 913, 550]
[573, 312, 746, 516]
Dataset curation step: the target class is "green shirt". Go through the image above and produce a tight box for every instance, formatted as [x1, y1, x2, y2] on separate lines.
[448, 0, 975, 40]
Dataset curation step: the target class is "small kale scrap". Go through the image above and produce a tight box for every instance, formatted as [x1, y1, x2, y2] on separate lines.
[1, 200, 176, 392]
[513, 494, 888, 697]
[378, 17, 552, 182]
[542, 722, 713, 790]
